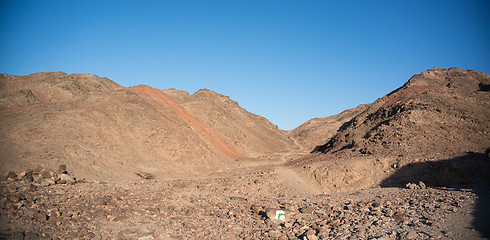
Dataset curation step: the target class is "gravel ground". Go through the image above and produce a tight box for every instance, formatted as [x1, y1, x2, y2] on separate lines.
[1, 164, 488, 240]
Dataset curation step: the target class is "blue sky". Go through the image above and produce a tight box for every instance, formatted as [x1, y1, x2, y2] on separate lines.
[1, 1, 489, 130]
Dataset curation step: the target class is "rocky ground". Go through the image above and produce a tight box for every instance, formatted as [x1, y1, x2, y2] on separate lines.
[1, 161, 489, 240]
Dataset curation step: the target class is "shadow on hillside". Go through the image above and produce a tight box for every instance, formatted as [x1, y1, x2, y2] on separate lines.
[380, 152, 490, 238]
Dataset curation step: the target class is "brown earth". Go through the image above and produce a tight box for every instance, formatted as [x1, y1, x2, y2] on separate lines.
[1, 68, 490, 239]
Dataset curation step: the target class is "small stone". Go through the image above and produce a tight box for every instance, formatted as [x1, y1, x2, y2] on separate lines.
[299, 206, 315, 214]
[405, 230, 418, 239]
[40, 169, 52, 179]
[113, 215, 130, 222]
[16, 171, 26, 180]
[183, 222, 197, 230]
[93, 233, 103, 240]
[58, 164, 67, 173]
[250, 204, 262, 215]
[329, 219, 341, 227]
[376, 235, 390, 240]
[22, 172, 34, 182]
[135, 172, 154, 179]
[384, 209, 394, 217]
[317, 226, 331, 237]
[136, 226, 154, 239]
[6, 171, 17, 181]
[32, 174, 41, 182]
[174, 206, 182, 211]
[307, 233, 318, 240]
[59, 174, 75, 184]
[418, 181, 426, 189]
[406, 183, 419, 189]
[45, 178, 56, 185]
[0, 197, 7, 207]
[230, 196, 248, 201]
[39, 178, 51, 187]
[393, 212, 409, 222]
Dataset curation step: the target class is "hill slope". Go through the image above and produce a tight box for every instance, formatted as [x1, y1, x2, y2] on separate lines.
[288, 104, 369, 150]
[292, 68, 490, 192]
[1, 72, 293, 180]
[179, 89, 296, 157]
[316, 67, 490, 160]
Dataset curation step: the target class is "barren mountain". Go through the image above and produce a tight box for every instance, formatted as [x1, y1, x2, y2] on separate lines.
[0, 72, 292, 181]
[292, 67, 490, 193]
[178, 89, 296, 157]
[288, 104, 369, 150]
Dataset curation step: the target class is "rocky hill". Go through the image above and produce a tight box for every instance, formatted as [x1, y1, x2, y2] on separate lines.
[292, 67, 490, 192]
[316, 67, 490, 159]
[0, 72, 293, 180]
[288, 104, 369, 150]
[179, 89, 296, 157]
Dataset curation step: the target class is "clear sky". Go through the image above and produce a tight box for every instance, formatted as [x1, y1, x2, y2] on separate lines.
[1, 1, 489, 130]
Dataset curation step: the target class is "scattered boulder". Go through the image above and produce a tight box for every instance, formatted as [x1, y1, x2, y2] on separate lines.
[3, 165, 77, 186]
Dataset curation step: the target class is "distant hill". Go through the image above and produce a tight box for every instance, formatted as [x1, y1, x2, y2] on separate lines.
[288, 104, 369, 150]
[0, 72, 294, 180]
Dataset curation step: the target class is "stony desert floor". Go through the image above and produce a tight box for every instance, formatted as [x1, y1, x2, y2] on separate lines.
[1, 156, 489, 240]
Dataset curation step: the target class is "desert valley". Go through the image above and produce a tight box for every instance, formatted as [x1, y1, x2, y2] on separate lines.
[0, 67, 489, 239]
